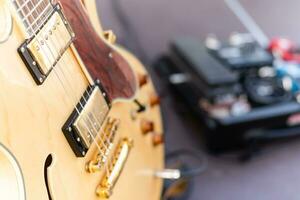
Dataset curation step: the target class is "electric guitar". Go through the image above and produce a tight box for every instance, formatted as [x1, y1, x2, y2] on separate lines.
[0, 0, 163, 199]
[61, 0, 165, 199]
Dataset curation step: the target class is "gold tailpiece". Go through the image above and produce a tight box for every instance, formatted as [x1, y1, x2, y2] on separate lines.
[96, 138, 134, 199]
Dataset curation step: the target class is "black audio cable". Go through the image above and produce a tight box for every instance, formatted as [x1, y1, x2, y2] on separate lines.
[165, 149, 207, 178]
[160, 149, 208, 200]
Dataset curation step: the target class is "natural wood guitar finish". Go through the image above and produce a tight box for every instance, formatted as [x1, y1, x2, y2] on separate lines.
[0, 0, 164, 199]
[76, 1, 165, 199]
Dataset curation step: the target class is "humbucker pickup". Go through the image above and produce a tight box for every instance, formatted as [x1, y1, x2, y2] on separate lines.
[62, 84, 111, 157]
[18, 4, 74, 85]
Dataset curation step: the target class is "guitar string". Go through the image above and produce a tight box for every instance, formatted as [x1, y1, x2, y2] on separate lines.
[17, 0, 101, 119]
[16, 0, 31, 12]
[32, 0, 112, 162]
[16, 2, 122, 177]
[46, 0, 118, 164]
[14, 0, 48, 37]
[36, 0, 111, 157]
[40, 0, 115, 159]
[38, 0, 115, 172]
[15, 0, 104, 155]
[23, 0, 111, 175]
[16, 0, 109, 171]
[45, 1, 116, 154]
[21, 0, 46, 21]
[44, 0, 119, 173]
[47, 3, 118, 173]
[44, 6, 113, 152]
[17, 2, 114, 174]
[51, 31, 115, 156]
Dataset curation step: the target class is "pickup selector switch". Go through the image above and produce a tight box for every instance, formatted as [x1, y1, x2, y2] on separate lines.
[134, 99, 146, 113]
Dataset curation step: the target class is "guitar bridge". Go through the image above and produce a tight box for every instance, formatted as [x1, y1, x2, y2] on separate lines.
[96, 138, 134, 199]
[62, 83, 110, 157]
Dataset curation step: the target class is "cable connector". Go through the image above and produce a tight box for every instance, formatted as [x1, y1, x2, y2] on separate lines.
[154, 169, 181, 180]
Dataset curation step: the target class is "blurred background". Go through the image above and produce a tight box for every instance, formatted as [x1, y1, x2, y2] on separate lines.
[97, 0, 300, 63]
[95, 1, 300, 200]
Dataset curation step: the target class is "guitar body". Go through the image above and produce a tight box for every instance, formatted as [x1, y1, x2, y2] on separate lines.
[61, 0, 165, 199]
[0, 0, 164, 200]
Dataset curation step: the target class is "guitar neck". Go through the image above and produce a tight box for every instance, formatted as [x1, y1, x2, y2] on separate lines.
[12, 0, 54, 37]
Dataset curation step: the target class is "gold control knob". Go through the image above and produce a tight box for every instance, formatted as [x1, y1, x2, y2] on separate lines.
[152, 133, 164, 146]
[140, 119, 154, 134]
[149, 93, 160, 107]
[138, 73, 148, 88]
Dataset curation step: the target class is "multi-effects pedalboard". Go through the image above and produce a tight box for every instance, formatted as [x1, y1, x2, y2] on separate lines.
[155, 34, 300, 158]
